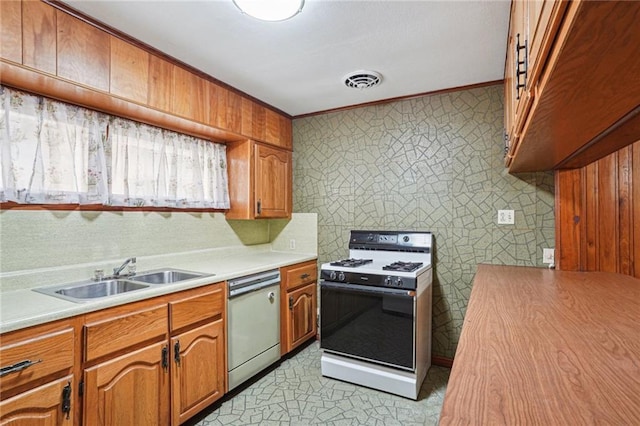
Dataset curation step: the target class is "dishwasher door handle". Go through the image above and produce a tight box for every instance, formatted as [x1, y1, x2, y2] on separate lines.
[229, 278, 279, 298]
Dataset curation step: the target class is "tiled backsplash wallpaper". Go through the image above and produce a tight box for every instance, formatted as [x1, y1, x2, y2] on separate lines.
[292, 84, 555, 359]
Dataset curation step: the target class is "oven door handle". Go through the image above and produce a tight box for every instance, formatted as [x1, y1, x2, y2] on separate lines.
[321, 281, 415, 297]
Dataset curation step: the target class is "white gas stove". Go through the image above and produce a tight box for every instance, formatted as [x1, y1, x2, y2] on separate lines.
[319, 230, 433, 400]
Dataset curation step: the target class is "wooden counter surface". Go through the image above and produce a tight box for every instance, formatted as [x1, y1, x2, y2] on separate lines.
[439, 264, 640, 425]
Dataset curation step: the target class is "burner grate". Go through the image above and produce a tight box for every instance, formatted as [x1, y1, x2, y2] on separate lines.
[382, 261, 424, 272]
[330, 258, 373, 268]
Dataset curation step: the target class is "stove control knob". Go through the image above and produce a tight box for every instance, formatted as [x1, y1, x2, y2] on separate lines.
[329, 271, 337, 280]
[396, 278, 404, 287]
[403, 236, 410, 243]
[338, 272, 345, 281]
[385, 276, 393, 286]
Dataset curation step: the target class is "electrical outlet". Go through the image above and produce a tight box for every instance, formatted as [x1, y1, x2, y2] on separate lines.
[543, 248, 555, 264]
[289, 239, 296, 250]
[497, 209, 515, 225]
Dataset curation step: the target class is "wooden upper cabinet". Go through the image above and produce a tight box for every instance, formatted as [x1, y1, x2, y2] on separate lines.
[241, 98, 291, 149]
[110, 36, 149, 104]
[241, 99, 266, 142]
[255, 143, 292, 218]
[509, 1, 640, 172]
[148, 54, 174, 111]
[526, 0, 567, 91]
[56, 11, 109, 91]
[209, 82, 242, 133]
[22, 1, 56, 75]
[226, 139, 292, 219]
[173, 65, 209, 123]
[0, 1, 292, 150]
[0, 0, 22, 64]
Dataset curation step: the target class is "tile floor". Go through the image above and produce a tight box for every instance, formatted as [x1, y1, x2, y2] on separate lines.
[187, 342, 450, 426]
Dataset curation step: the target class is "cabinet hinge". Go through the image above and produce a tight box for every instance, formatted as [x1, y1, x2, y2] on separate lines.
[78, 380, 84, 397]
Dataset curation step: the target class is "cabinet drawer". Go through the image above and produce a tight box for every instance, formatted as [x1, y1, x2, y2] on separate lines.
[170, 283, 225, 332]
[84, 304, 167, 362]
[0, 327, 74, 394]
[282, 261, 317, 291]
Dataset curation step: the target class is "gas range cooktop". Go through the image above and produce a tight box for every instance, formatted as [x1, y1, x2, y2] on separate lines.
[321, 230, 433, 290]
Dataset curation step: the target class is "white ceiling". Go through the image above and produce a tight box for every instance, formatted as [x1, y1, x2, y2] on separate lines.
[62, 0, 511, 117]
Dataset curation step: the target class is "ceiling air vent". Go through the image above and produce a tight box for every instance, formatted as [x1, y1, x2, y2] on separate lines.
[343, 70, 383, 89]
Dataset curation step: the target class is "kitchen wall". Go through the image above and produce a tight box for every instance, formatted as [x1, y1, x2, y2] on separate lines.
[292, 83, 555, 359]
[555, 139, 640, 277]
[0, 211, 317, 291]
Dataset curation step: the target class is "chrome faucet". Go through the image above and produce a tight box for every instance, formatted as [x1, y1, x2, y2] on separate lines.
[113, 257, 136, 277]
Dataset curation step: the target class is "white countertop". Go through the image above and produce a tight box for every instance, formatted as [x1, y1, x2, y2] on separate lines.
[0, 249, 316, 334]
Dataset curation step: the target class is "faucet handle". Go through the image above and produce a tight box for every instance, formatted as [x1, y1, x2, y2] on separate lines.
[127, 258, 137, 275]
[94, 269, 105, 281]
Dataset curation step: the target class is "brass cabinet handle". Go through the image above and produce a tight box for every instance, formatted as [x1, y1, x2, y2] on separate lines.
[0, 359, 43, 377]
[300, 273, 310, 280]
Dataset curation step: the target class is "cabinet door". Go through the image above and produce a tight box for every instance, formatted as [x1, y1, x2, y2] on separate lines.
[83, 341, 170, 426]
[110, 36, 149, 104]
[0, 0, 21, 64]
[56, 11, 110, 91]
[254, 143, 291, 218]
[0, 376, 73, 426]
[285, 283, 317, 353]
[171, 320, 225, 425]
[22, 1, 56, 74]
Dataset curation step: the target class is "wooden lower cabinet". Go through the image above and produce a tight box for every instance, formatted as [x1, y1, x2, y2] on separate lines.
[81, 282, 226, 425]
[83, 341, 170, 426]
[0, 376, 74, 426]
[0, 319, 77, 426]
[280, 261, 318, 355]
[171, 320, 225, 425]
[286, 283, 317, 352]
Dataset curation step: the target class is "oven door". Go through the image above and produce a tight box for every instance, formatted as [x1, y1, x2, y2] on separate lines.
[320, 281, 416, 371]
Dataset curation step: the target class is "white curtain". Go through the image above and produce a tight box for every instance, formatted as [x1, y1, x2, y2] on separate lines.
[0, 86, 109, 204]
[0, 86, 230, 209]
[107, 117, 230, 209]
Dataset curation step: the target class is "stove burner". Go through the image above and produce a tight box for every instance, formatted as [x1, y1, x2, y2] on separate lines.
[330, 258, 373, 268]
[383, 261, 424, 272]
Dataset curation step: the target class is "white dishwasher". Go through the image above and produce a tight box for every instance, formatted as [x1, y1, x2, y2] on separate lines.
[227, 269, 281, 390]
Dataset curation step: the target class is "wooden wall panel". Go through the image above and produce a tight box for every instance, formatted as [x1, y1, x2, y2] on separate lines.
[618, 146, 633, 275]
[556, 140, 639, 278]
[583, 162, 598, 270]
[555, 169, 583, 270]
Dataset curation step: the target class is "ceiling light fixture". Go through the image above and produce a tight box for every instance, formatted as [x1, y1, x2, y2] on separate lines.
[233, 0, 305, 22]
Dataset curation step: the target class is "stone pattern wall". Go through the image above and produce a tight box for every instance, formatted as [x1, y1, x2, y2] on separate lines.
[292, 84, 555, 358]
